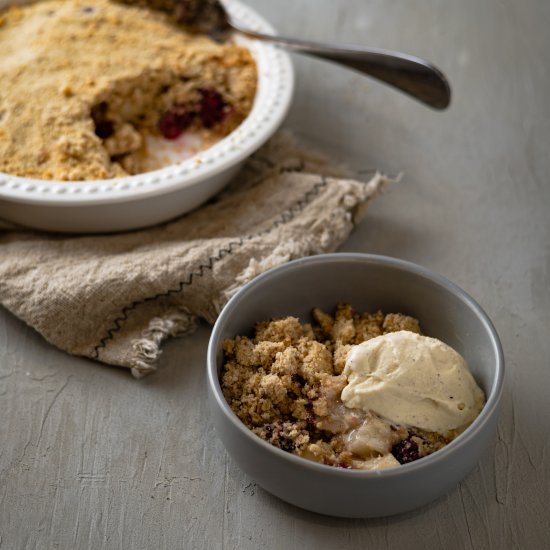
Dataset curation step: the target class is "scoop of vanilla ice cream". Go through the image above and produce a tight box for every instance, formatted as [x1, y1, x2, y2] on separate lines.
[341, 331, 485, 434]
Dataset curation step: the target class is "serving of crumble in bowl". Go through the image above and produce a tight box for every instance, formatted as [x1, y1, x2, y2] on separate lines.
[207, 253, 504, 518]
[0, 0, 293, 232]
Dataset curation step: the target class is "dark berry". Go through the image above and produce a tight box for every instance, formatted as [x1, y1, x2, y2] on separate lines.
[91, 102, 114, 139]
[198, 88, 226, 128]
[157, 110, 194, 140]
[94, 120, 114, 139]
[392, 438, 420, 464]
[278, 436, 295, 453]
[335, 462, 351, 469]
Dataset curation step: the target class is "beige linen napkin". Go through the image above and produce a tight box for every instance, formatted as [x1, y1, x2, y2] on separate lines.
[0, 134, 388, 377]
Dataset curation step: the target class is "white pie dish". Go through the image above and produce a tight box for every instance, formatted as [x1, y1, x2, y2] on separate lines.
[0, 0, 294, 233]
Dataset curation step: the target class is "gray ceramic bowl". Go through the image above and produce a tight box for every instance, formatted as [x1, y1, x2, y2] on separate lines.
[207, 253, 504, 518]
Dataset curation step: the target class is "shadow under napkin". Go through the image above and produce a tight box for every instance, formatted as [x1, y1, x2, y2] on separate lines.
[0, 134, 388, 377]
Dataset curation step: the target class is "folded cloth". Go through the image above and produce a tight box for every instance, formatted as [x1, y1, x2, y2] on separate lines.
[0, 134, 388, 377]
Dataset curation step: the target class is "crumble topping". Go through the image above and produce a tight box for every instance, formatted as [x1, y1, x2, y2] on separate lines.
[221, 305, 460, 470]
[0, 0, 257, 180]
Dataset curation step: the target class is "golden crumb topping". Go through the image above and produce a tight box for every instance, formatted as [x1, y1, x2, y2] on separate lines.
[0, 0, 256, 180]
[220, 305, 454, 470]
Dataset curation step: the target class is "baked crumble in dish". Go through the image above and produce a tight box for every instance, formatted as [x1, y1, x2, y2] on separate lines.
[221, 305, 482, 471]
[0, 0, 257, 180]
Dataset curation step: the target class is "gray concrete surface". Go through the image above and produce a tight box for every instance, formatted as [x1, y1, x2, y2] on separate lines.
[1, 0, 549, 548]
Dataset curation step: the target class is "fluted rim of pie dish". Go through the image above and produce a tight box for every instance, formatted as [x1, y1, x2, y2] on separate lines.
[0, 0, 294, 205]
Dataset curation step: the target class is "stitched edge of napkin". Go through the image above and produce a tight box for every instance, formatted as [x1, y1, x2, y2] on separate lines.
[125, 173, 390, 377]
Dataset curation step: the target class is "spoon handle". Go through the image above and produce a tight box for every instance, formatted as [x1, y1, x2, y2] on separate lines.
[230, 21, 451, 110]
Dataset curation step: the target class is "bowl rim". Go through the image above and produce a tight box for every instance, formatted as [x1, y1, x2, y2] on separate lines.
[0, 0, 294, 206]
[207, 252, 505, 477]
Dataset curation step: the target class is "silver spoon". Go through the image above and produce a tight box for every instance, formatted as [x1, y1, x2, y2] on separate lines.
[125, 0, 451, 109]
